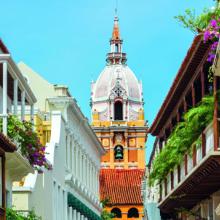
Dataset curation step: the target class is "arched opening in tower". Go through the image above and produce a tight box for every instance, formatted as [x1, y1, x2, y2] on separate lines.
[114, 101, 123, 120]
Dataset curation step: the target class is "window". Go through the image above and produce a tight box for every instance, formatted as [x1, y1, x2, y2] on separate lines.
[114, 145, 123, 160]
[115, 44, 119, 52]
[114, 101, 123, 120]
[128, 208, 139, 218]
[111, 208, 122, 218]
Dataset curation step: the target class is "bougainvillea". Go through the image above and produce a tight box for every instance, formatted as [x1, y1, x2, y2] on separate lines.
[204, 18, 220, 63]
[1, 115, 52, 172]
[175, 5, 220, 82]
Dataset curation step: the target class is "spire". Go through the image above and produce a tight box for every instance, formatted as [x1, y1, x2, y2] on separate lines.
[106, 15, 127, 65]
[112, 16, 120, 40]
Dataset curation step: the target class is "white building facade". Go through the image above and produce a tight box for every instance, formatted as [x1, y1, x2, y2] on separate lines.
[12, 63, 105, 220]
[0, 40, 37, 219]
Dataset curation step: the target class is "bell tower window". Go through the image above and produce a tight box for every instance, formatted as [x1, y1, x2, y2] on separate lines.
[114, 145, 124, 160]
[114, 101, 123, 120]
[115, 44, 119, 53]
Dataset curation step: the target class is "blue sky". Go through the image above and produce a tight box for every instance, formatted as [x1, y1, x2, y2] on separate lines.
[0, 0, 214, 161]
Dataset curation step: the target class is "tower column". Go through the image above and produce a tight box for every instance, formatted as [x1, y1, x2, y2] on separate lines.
[123, 100, 126, 121]
[124, 133, 128, 169]
[110, 132, 114, 168]
[111, 101, 114, 121]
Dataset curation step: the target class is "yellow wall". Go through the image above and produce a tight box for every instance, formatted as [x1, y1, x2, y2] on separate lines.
[93, 109, 147, 169]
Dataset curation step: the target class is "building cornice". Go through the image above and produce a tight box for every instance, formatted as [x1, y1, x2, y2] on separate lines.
[47, 97, 105, 155]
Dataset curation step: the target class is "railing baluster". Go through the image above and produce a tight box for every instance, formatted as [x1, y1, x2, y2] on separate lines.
[202, 132, 206, 157]
[184, 154, 188, 176]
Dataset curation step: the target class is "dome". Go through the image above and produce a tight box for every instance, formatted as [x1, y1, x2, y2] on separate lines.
[92, 64, 142, 102]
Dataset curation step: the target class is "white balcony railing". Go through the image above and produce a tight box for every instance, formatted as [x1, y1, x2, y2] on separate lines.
[0, 57, 36, 136]
[160, 123, 216, 201]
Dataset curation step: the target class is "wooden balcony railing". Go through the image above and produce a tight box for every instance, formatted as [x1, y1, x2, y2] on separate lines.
[160, 122, 217, 201]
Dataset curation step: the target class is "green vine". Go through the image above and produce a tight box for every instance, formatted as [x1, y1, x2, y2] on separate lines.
[149, 95, 214, 186]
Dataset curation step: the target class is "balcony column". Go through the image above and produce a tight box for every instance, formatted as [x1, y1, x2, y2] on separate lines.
[192, 84, 196, 107]
[192, 145, 197, 167]
[13, 79, 18, 115]
[202, 132, 206, 158]
[176, 110, 180, 123]
[201, 70, 205, 97]
[183, 98, 187, 112]
[30, 104, 34, 124]
[184, 154, 188, 176]
[213, 76, 219, 151]
[21, 90, 25, 121]
[2, 62, 8, 135]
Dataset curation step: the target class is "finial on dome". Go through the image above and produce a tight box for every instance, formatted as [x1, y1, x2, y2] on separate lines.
[106, 5, 127, 65]
[112, 15, 120, 40]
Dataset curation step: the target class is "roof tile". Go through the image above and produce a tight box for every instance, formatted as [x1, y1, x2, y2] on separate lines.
[100, 169, 144, 205]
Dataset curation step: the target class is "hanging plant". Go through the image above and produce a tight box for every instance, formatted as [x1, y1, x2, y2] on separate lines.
[149, 95, 214, 186]
[0, 115, 52, 171]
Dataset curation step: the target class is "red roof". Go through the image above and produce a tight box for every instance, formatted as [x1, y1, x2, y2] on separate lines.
[0, 39, 10, 54]
[100, 169, 144, 205]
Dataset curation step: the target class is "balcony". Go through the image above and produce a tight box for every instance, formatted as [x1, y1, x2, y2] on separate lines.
[159, 122, 220, 213]
[0, 54, 36, 177]
[106, 52, 127, 64]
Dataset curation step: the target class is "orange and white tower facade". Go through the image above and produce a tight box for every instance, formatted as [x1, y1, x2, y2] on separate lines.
[91, 15, 148, 219]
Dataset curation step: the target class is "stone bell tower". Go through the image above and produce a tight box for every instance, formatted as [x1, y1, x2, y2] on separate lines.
[91, 15, 147, 170]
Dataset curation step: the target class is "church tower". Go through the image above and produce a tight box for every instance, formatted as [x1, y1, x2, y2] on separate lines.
[91, 15, 147, 219]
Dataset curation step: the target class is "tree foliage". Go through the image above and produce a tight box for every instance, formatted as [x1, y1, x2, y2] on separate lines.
[101, 199, 114, 220]
[6, 208, 41, 220]
[174, 5, 220, 33]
